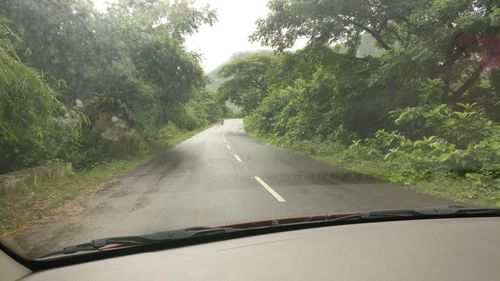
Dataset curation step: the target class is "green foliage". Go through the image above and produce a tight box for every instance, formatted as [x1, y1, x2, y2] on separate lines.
[130, 34, 205, 105]
[217, 53, 275, 114]
[107, 0, 216, 42]
[0, 19, 82, 172]
[0, 0, 219, 172]
[190, 90, 224, 125]
[238, 0, 500, 202]
[1, 0, 498, 209]
[160, 122, 182, 140]
[332, 103, 499, 185]
[0, 0, 99, 102]
[391, 103, 497, 148]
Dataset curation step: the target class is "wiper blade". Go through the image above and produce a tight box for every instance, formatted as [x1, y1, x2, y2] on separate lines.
[44, 236, 154, 257]
[360, 206, 500, 219]
[38, 206, 499, 260]
[36, 213, 362, 260]
[453, 208, 500, 215]
[218, 212, 361, 229]
[37, 226, 235, 260]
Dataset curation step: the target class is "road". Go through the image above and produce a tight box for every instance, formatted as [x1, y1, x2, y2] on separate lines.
[6, 119, 452, 257]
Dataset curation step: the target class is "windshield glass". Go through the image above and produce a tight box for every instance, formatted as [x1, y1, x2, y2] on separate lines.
[0, 0, 499, 260]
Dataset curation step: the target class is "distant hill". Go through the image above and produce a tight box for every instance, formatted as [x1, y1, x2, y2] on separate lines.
[205, 69, 226, 92]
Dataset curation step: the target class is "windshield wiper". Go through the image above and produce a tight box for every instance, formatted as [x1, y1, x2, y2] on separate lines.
[37, 206, 499, 261]
[36, 213, 363, 261]
[37, 226, 236, 260]
[222, 206, 500, 230]
[357, 206, 500, 219]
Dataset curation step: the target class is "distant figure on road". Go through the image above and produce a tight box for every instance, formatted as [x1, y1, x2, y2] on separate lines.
[220, 119, 224, 125]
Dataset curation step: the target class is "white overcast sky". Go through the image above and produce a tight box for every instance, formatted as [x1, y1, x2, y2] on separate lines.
[91, 0, 282, 72]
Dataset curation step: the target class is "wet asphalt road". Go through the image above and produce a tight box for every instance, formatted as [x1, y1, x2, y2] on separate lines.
[7, 119, 452, 257]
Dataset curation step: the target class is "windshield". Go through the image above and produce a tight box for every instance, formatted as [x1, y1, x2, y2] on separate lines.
[0, 0, 498, 260]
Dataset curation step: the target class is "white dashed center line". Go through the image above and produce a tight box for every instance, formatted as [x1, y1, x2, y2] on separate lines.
[233, 154, 242, 162]
[226, 145, 231, 150]
[254, 176, 286, 202]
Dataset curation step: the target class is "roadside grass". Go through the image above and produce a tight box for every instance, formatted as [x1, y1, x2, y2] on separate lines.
[0, 125, 213, 236]
[244, 124, 499, 208]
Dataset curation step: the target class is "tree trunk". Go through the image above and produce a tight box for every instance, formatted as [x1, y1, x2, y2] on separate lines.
[338, 16, 392, 51]
[448, 65, 484, 101]
[448, 38, 499, 101]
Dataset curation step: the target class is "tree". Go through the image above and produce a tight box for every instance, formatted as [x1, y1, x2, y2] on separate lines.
[0, 0, 219, 170]
[0, 0, 99, 103]
[251, 0, 500, 102]
[76, 0, 216, 159]
[107, 0, 216, 43]
[217, 54, 275, 114]
[250, 0, 419, 52]
[0, 20, 81, 172]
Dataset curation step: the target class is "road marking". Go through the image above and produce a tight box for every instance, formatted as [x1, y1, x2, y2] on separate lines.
[233, 154, 242, 162]
[254, 176, 286, 202]
[226, 144, 231, 150]
[224, 139, 227, 144]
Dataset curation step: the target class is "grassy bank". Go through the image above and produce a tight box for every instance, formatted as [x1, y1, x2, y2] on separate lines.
[0, 125, 213, 235]
[244, 121, 499, 208]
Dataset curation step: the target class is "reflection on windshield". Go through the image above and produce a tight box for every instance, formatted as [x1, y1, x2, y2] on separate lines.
[0, 0, 498, 259]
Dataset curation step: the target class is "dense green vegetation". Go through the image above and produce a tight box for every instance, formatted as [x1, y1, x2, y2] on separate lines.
[1, 0, 499, 206]
[219, 0, 500, 205]
[0, 0, 224, 173]
[207, 51, 272, 116]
